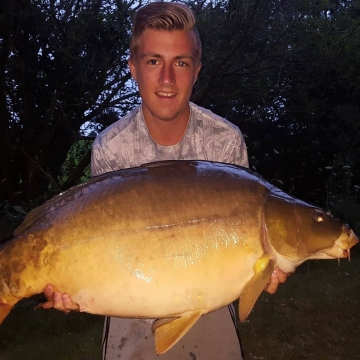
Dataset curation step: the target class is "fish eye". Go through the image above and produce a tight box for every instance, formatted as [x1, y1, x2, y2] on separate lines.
[313, 209, 325, 223]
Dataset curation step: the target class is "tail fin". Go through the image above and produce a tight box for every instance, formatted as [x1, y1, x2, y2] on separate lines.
[0, 303, 13, 325]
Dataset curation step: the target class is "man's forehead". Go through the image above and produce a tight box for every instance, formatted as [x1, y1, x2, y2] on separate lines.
[132, 28, 200, 63]
[140, 52, 195, 60]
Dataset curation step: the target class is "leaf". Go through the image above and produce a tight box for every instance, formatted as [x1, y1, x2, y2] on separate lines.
[11, 206, 27, 215]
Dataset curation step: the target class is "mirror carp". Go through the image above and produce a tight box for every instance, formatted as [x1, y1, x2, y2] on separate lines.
[0, 160, 358, 354]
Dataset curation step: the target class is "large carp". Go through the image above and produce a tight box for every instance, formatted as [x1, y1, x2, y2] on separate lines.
[0, 160, 358, 354]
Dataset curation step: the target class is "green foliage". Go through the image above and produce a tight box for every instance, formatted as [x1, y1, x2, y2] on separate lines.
[0, 0, 140, 203]
[0, 202, 26, 242]
[58, 139, 93, 186]
[324, 155, 360, 234]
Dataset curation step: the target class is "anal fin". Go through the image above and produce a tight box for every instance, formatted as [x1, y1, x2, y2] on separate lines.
[239, 254, 274, 322]
[152, 310, 203, 354]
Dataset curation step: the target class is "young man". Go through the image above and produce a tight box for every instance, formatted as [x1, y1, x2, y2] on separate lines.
[44, 2, 287, 359]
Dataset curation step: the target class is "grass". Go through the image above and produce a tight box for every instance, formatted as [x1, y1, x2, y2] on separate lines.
[0, 296, 103, 360]
[240, 254, 360, 360]
[0, 255, 359, 360]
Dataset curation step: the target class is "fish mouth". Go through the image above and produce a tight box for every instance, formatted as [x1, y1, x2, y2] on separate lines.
[323, 225, 359, 261]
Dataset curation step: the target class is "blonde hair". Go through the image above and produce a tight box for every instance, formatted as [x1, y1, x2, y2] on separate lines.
[130, 2, 202, 63]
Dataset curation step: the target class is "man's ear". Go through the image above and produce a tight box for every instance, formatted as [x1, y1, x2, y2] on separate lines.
[128, 58, 137, 82]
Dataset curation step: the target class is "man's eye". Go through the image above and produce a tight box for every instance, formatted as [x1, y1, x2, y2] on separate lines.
[178, 61, 187, 67]
[148, 59, 158, 65]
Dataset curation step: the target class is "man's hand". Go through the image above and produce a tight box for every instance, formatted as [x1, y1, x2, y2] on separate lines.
[264, 268, 289, 294]
[40, 284, 80, 314]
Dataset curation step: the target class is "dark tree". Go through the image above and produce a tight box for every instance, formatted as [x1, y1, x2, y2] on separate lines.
[0, 0, 142, 203]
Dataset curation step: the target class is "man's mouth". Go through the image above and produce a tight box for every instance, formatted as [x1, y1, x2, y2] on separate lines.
[156, 92, 176, 97]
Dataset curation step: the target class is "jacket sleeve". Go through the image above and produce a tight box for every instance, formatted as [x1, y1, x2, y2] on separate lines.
[90, 140, 118, 177]
[217, 128, 249, 169]
[230, 131, 249, 168]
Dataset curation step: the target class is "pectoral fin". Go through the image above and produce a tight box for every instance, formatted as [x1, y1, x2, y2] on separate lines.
[239, 254, 274, 322]
[152, 310, 203, 354]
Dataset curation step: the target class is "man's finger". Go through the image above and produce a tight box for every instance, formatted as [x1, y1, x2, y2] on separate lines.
[43, 284, 55, 301]
[61, 293, 80, 311]
[264, 268, 280, 294]
[278, 269, 289, 284]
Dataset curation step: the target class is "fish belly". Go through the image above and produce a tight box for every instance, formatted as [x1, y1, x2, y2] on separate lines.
[20, 222, 264, 319]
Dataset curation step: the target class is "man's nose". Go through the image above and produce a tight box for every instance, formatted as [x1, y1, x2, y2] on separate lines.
[159, 64, 175, 85]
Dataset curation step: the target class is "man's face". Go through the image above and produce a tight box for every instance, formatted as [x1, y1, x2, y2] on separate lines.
[129, 29, 201, 125]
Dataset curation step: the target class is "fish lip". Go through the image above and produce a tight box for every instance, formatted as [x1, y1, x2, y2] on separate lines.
[338, 226, 359, 249]
[322, 227, 359, 260]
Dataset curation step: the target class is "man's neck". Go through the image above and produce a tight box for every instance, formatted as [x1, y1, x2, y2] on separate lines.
[142, 107, 190, 146]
